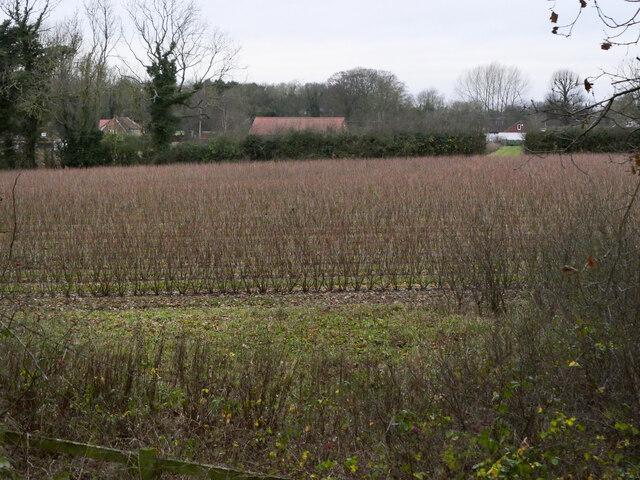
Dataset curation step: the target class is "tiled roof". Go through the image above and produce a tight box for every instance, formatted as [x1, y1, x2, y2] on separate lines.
[99, 116, 142, 133]
[249, 117, 346, 135]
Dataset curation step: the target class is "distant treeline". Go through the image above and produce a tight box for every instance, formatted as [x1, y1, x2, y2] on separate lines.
[35, 130, 487, 168]
[525, 128, 640, 153]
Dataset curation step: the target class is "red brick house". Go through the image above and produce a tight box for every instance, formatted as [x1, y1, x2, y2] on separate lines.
[504, 121, 525, 134]
[248, 117, 346, 136]
[486, 121, 526, 143]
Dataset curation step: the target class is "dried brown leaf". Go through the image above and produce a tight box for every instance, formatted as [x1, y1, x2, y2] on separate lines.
[584, 78, 593, 92]
[580, 0, 587, 7]
[550, 11, 559, 23]
[601, 42, 612, 50]
[632, 153, 640, 175]
[561, 265, 580, 275]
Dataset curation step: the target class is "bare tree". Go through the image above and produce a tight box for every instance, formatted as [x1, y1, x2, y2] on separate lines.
[84, 0, 119, 96]
[48, 0, 119, 166]
[327, 67, 411, 131]
[608, 62, 640, 128]
[126, 0, 237, 89]
[125, 0, 239, 147]
[544, 69, 586, 126]
[455, 62, 529, 114]
[415, 88, 445, 112]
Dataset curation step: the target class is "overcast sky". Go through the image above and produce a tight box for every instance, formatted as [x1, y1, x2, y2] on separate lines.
[45, 0, 640, 103]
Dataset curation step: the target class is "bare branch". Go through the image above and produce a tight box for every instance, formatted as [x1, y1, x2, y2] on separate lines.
[125, 0, 238, 88]
[455, 62, 529, 113]
[1, 173, 20, 279]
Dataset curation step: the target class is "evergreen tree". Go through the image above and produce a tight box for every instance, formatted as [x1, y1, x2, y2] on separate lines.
[146, 44, 191, 148]
[0, 20, 20, 168]
[0, 0, 52, 168]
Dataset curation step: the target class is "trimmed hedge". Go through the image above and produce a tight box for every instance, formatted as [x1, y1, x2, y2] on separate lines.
[151, 131, 486, 165]
[13, 130, 485, 169]
[102, 134, 153, 166]
[525, 128, 640, 153]
[58, 129, 110, 168]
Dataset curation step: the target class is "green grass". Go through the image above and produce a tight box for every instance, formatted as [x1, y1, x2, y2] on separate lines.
[36, 294, 485, 366]
[488, 145, 523, 156]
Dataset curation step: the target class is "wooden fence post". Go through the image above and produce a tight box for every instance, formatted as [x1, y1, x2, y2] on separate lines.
[138, 447, 158, 480]
[0, 427, 287, 479]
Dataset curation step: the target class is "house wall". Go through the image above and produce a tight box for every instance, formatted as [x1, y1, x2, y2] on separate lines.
[486, 132, 526, 143]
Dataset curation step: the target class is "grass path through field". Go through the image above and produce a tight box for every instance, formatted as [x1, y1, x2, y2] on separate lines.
[488, 145, 523, 156]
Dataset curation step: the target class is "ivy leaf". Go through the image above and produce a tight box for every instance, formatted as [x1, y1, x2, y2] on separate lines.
[550, 11, 559, 23]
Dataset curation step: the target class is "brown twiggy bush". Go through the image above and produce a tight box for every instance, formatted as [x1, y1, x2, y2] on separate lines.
[0, 155, 635, 313]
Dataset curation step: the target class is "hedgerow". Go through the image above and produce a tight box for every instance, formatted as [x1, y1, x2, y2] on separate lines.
[237, 131, 486, 161]
[99, 130, 486, 166]
[525, 127, 640, 153]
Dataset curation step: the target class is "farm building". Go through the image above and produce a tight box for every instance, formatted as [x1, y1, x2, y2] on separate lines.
[99, 116, 143, 136]
[249, 117, 346, 136]
[486, 121, 526, 143]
